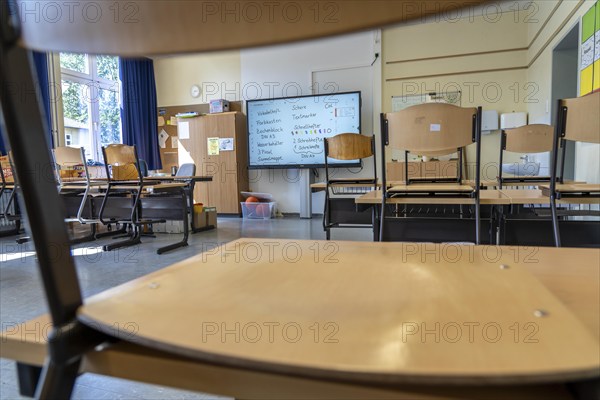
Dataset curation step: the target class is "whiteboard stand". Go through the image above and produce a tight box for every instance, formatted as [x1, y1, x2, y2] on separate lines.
[299, 169, 315, 218]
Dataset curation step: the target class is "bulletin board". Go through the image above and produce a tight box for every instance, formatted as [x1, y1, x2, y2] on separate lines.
[580, 0, 600, 96]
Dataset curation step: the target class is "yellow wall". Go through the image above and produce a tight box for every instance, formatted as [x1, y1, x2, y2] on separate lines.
[526, 0, 599, 183]
[382, 8, 530, 180]
[154, 51, 241, 107]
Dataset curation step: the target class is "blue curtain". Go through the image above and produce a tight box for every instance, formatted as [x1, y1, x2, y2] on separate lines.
[0, 51, 51, 155]
[119, 57, 161, 170]
[33, 51, 52, 148]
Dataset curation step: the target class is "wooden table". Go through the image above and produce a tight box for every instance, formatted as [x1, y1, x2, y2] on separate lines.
[500, 189, 600, 205]
[2, 239, 598, 399]
[356, 189, 511, 205]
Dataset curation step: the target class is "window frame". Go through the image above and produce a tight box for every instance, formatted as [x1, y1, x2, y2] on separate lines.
[59, 53, 122, 162]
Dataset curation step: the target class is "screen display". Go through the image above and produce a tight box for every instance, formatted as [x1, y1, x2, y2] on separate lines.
[247, 91, 361, 169]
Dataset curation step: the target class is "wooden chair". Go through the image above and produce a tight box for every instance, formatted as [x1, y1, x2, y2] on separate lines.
[546, 91, 600, 247]
[323, 133, 377, 240]
[0, 152, 22, 236]
[498, 124, 554, 188]
[0, 153, 15, 214]
[380, 103, 482, 243]
[0, 153, 19, 222]
[99, 144, 189, 254]
[53, 146, 107, 224]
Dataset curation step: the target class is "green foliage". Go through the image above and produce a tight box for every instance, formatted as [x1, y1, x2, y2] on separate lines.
[97, 55, 119, 82]
[60, 53, 121, 148]
[61, 80, 88, 124]
[99, 88, 121, 145]
[60, 53, 87, 73]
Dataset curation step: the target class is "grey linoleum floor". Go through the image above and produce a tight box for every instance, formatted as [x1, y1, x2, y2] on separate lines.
[0, 217, 370, 399]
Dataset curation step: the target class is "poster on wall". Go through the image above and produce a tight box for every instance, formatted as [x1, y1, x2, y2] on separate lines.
[580, 1, 599, 96]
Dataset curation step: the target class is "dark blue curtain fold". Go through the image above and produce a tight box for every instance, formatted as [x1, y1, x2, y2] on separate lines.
[33, 51, 52, 148]
[119, 57, 162, 170]
[0, 51, 51, 155]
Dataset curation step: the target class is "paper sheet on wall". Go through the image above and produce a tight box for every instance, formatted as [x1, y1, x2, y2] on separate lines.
[219, 138, 234, 151]
[171, 136, 179, 148]
[178, 121, 190, 139]
[207, 137, 220, 155]
[158, 129, 169, 148]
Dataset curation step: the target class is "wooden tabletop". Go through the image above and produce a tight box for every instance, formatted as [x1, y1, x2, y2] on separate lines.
[500, 189, 600, 205]
[356, 190, 511, 205]
[77, 239, 599, 386]
[311, 180, 553, 192]
[146, 175, 213, 182]
[540, 183, 600, 193]
[0, 319, 575, 400]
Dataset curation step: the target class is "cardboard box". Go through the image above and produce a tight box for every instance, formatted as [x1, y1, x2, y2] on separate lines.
[193, 206, 217, 229]
[153, 220, 185, 234]
[209, 99, 230, 114]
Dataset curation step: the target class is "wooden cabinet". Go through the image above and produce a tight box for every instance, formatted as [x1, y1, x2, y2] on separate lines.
[178, 112, 248, 214]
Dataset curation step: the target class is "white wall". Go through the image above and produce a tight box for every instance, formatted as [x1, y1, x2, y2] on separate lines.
[241, 31, 381, 213]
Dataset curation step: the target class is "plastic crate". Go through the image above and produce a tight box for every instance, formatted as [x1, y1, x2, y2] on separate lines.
[241, 202, 276, 219]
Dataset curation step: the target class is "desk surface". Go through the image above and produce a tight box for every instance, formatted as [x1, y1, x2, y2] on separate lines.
[312, 180, 560, 192]
[78, 239, 599, 386]
[61, 175, 213, 184]
[356, 190, 511, 205]
[146, 175, 213, 182]
[501, 189, 600, 205]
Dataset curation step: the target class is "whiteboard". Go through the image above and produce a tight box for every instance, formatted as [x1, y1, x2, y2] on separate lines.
[247, 92, 361, 168]
[391, 91, 462, 112]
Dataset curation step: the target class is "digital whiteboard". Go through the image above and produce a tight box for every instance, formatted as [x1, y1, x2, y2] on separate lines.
[247, 92, 362, 169]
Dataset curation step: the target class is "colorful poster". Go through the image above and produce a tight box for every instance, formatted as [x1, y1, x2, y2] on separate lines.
[207, 137, 220, 155]
[580, 1, 599, 96]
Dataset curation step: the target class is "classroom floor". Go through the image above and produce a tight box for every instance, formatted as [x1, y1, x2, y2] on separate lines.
[0, 216, 371, 399]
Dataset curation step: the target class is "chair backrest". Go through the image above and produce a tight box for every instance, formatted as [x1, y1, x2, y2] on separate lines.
[325, 133, 374, 160]
[561, 91, 600, 144]
[176, 163, 196, 177]
[102, 144, 141, 182]
[503, 124, 554, 153]
[53, 146, 87, 183]
[323, 133, 377, 191]
[384, 103, 477, 156]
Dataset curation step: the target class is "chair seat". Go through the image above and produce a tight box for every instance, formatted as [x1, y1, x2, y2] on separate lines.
[388, 183, 475, 193]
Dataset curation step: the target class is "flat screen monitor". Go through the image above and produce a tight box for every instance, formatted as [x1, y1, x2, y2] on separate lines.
[247, 91, 362, 169]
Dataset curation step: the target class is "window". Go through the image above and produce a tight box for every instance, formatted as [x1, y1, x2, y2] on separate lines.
[60, 53, 121, 161]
